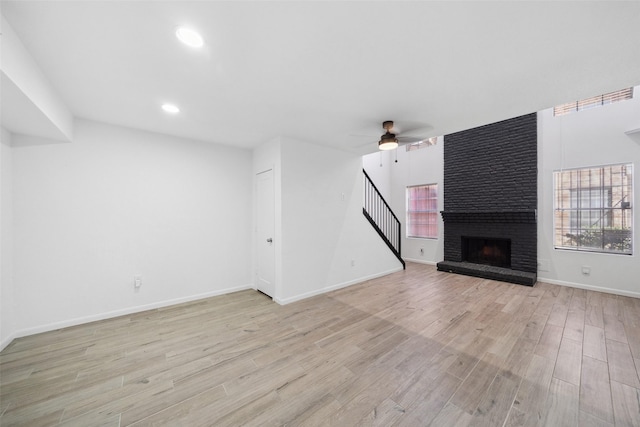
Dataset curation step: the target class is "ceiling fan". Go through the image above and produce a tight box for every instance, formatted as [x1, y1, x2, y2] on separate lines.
[350, 120, 432, 151]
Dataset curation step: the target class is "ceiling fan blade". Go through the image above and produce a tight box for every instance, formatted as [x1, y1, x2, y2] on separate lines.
[348, 133, 380, 138]
[398, 125, 433, 137]
[397, 136, 425, 144]
[391, 122, 431, 134]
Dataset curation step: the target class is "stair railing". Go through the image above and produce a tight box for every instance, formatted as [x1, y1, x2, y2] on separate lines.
[363, 169, 405, 269]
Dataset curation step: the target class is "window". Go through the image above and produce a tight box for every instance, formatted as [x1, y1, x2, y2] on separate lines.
[406, 184, 438, 238]
[554, 164, 633, 254]
[569, 188, 613, 230]
[553, 87, 634, 116]
[406, 136, 438, 152]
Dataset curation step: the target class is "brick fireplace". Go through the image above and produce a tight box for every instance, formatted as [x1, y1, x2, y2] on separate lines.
[436, 113, 537, 285]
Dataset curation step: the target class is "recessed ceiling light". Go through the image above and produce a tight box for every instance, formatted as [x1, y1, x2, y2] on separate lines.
[175, 27, 203, 48]
[162, 103, 180, 114]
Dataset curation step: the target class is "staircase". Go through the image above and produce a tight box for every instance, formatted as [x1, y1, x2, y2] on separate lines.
[363, 169, 405, 269]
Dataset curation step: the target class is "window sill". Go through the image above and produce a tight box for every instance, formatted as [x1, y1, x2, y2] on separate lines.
[554, 246, 633, 256]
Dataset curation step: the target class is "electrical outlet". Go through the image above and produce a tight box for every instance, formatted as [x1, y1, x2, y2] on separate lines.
[134, 275, 142, 289]
[351, 259, 355, 267]
[581, 266, 591, 276]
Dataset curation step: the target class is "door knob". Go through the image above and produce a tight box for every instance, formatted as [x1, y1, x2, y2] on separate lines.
[266, 238, 273, 243]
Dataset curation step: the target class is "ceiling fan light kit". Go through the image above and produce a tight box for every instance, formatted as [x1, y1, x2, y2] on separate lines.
[378, 120, 399, 150]
[378, 132, 399, 150]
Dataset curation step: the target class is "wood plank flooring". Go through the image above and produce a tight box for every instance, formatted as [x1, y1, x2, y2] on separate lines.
[1, 263, 640, 426]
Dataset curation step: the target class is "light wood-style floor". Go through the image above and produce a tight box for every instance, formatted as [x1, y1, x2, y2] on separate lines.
[2, 263, 640, 426]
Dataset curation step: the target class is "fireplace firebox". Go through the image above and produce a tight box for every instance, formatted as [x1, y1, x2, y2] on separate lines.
[462, 237, 511, 268]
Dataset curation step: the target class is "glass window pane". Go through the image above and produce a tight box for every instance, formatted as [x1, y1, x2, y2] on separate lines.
[406, 184, 438, 238]
[554, 164, 633, 255]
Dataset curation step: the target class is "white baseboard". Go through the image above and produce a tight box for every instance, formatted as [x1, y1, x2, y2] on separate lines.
[274, 267, 404, 305]
[537, 277, 640, 299]
[0, 331, 18, 353]
[403, 258, 437, 266]
[3, 284, 254, 349]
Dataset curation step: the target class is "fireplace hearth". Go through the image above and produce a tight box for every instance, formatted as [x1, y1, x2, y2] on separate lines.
[436, 212, 537, 286]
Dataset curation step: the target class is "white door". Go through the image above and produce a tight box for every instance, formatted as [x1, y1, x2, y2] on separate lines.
[256, 169, 275, 298]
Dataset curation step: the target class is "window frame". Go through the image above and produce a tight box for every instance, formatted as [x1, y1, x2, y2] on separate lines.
[553, 163, 633, 255]
[406, 183, 439, 239]
[553, 87, 634, 117]
[406, 136, 438, 152]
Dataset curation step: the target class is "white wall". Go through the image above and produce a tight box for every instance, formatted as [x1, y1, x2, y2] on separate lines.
[362, 150, 392, 201]
[538, 91, 640, 297]
[1, 128, 15, 350]
[393, 140, 445, 264]
[11, 119, 253, 336]
[272, 138, 402, 304]
[371, 139, 444, 265]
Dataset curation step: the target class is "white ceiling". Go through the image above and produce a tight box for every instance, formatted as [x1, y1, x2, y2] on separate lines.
[2, 1, 640, 154]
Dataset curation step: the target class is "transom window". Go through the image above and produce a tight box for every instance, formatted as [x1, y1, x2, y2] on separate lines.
[554, 164, 633, 254]
[553, 87, 633, 117]
[406, 184, 438, 239]
[406, 136, 438, 152]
